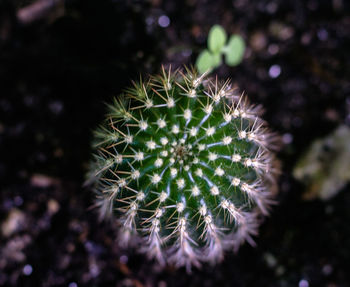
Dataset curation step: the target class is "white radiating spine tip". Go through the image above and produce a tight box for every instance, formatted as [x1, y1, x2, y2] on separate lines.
[155, 208, 164, 218]
[170, 168, 178, 178]
[221, 199, 229, 209]
[160, 137, 168, 146]
[135, 151, 144, 161]
[157, 118, 166, 129]
[159, 191, 168, 202]
[139, 120, 148, 131]
[188, 89, 196, 98]
[247, 132, 256, 141]
[208, 152, 218, 161]
[189, 127, 198, 137]
[210, 186, 220, 195]
[204, 214, 212, 225]
[150, 217, 160, 233]
[206, 126, 215, 136]
[151, 173, 161, 184]
[212, 93, 221, 103]
[204, 104, 213, 114]
[198, 144, 206, 151]
[199, 204, 207, 216]
[160, 150, 168, 157]
[176, 202, 185, 213]
[115, 154, 123, 164]
[136, 191, 145, 201]
[231, 154, 241, 162]
[184, 109, 192, 121]
[167, 97, 175, 108]
[110, 185, 119, 195]
[176, 178, 185, 189]
[223, 112, 232, 122]
[118, 178, 127, 187]
[219, 88, 227, 98]
[238, 130, 247, 139]
[146, 140, 156, 150]
[191, 185, 200, 196]
[154, 158, 163, 167]
[220, 200, 242, 223]
[240, 109, 247, 118]
[193, 77, 201, 88]
[172, 125, 180, 134]
[145, 99, 153, 108]
[222, 136, 232, 145]
[244, 158, 253, 167]
[240, 182, 260, 200]
[125, 135, 133, 144]
[231, 177, 240, 186]
[233, 109, 240, 118]
[195, 168, 203, 177]
[130, 201, 138, 211]
[131, 170, 140, 179]
[251, 158, 268, 172]
[214, 167, 224, 177]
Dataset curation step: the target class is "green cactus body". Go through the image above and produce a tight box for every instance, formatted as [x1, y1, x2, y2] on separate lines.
[89, 67, 279, 270]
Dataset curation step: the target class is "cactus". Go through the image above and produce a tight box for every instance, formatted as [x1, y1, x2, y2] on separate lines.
[88, 66, 279, 271]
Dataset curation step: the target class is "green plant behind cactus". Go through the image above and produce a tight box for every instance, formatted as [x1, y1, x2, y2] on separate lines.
[88, 66, 279, 270]
[196, 25, 246, 73]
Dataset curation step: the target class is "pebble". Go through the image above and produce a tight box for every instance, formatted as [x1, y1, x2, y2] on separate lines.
[23, 264, 33, 276]
[158, 15, 170, 28]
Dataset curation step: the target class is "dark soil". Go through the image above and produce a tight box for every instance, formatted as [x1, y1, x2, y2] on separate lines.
[1, 0, 350, 286]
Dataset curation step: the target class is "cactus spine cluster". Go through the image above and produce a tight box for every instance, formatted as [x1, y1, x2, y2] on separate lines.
[89, 66, 279, 270]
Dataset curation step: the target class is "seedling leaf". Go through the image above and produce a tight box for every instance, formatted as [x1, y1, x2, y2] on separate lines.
[196, 49, 214, 74]
[224, 34, 245, 66]
[208, 25, 227, 53]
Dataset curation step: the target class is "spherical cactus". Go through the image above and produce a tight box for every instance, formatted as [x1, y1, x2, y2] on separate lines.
[88, 66, 279, 270]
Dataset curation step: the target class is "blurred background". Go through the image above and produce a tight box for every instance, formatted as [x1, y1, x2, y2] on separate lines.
[0, 0, 350, 286]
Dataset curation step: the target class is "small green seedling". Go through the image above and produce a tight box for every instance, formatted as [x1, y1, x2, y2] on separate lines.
[196, 25, 246, 74]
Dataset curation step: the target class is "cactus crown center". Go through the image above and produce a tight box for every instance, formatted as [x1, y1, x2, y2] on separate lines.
[174, 143, 189, 159]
